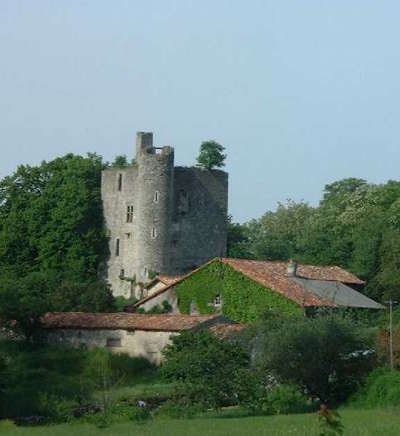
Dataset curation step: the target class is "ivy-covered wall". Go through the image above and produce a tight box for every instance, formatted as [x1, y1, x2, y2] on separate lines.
[176, 261, 303, 323]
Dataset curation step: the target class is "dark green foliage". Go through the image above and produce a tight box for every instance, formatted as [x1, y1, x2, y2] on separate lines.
[227, 215, 251, 258]
[349, 368, 400, 408]
[196, 140, 226, 170]
[236, 367, 311, 415]
[0, 272, 54, 339]
[0, 340, 155, 421]
[52, 281, 116, 313]
[114, 296, 138, 312]
[228, 178, 400, 303]
[161, 330, 249, 409]
[0, 154, 116, 332]
[176, 260, 302, 323]
[111, 155, 129, 168]
[0, 153, 108, 282]
[256, 314, 373, 406]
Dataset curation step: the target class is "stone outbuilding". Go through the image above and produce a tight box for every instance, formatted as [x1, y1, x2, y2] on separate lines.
[127, 258, 384, 321]
[42, 312, 244, 364]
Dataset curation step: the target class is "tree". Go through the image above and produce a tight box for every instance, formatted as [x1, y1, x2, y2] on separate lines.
[111, 154, 136, 168]
[0, 272, 53, 340]
[0, 153, 108, 282]
[161, 330, 249, 408]
[227, 215, 251, 258]
[196, 140, 226, 170]
[51, 281, 115, 313]
[0, 153, 114, 324]
[256, 314, 373, 406]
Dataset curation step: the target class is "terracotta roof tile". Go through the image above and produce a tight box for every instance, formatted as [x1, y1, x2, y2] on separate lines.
[158, 275, 184, 285]
[132, 258, 365, 309]
[42, 312, 222, 332]
[222, 258, 351, 307]
[208, 323, 247, 339]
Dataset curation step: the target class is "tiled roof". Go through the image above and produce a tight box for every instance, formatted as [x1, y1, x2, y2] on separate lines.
[222, 258, 364, 285]
[208, 323, 247, 339]
[221, 259, 335, 307]
[158, 275, 184, 286]
[131, 258, 366, 310]
[42, 312, 224, 332]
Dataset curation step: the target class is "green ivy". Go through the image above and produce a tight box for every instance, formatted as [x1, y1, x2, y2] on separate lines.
[176, 261, 303, 323]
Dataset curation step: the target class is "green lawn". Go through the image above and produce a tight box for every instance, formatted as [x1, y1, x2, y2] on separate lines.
[1, 409, 400, 436]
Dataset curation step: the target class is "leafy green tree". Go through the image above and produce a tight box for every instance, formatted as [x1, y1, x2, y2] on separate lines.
[196, 140, 226, 170]
[0, 153, 107, 282]
[161, 330, 249, 408]
[0, 272, 54, 340]
[0, 153, 115, 322]
[111, 155, 130, 168]
[51, 281, 115, 313]
[227, 215, 251, 258]
[256, 314, 373, 406]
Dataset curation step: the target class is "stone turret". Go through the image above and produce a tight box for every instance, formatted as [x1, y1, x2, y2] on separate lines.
[134, 133, 174, 281]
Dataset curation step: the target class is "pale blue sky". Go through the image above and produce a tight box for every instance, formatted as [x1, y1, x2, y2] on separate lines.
[1, 0, 399, 222]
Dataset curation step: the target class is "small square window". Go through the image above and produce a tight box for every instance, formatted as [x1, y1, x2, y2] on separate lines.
[106, 338, 122, 348]
[120, 269, 125, 278]
[213, 295, 222, 307]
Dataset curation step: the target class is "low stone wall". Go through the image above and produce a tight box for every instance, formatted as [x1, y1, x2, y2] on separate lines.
[46, 328, 178, 365]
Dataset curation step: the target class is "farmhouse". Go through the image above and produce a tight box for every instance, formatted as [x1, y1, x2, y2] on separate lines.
[42, 312, 244, 364]
[128, 258, 384, 322]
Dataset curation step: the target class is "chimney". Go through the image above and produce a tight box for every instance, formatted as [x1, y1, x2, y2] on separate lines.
[287, 259, 298, 277]
[136, 132, 153, 156]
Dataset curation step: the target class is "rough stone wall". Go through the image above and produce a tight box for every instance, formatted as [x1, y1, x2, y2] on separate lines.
[101, 167, 138, 297]
[170, 167, 228, 273]
[46, 328, 177, 365]
[101, 133, 228, 298]
[134, 147, 174, 282]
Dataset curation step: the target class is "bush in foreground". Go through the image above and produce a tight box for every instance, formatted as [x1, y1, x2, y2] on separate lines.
[161, 330, 249, 409]
[349, 368, 400, 408]
[254, 312, 374, 406]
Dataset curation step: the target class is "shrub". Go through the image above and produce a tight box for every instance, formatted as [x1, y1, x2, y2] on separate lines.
[349, 368, 400, 408]
[0, 341, 155, 422]
[263, 385, 311, 415]
[236, 369, 311, 415]
[114, 296, 138, 312]
[161, 330, 249, 409]
[255, 313, 374, 406]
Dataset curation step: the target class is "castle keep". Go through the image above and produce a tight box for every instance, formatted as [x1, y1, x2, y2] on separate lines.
[101, 132, 228, 297]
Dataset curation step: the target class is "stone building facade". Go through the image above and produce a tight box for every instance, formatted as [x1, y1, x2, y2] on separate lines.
[43, 312, 242, 364]
[101, 132, 228, 297]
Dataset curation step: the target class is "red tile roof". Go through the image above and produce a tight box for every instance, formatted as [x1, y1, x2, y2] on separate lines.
[131, 258, 365, 310]
[158, 275, 184, 286]
[226, 259, 364, 284]
[41, 312, 229, 332]
[208, 323, 247, 339]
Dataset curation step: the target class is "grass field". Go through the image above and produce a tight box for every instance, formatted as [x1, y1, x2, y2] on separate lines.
[1, 409, 399, 436]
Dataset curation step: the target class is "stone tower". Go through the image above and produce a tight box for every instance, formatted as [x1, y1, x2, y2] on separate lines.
[134, 133, 174, 281]
[101, 132, 228, 298]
